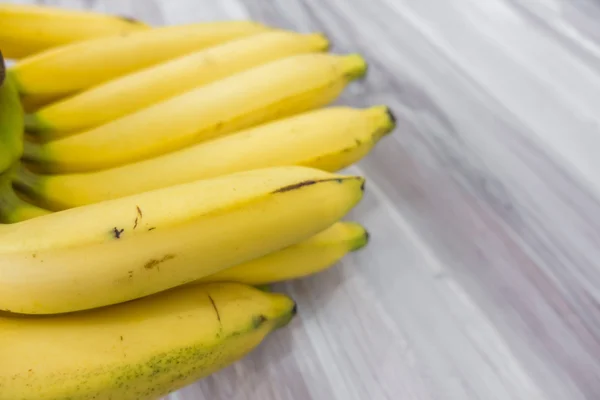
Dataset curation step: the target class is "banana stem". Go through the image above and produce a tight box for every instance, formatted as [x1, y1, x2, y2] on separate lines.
[21, 140, 44, 162]
[12, 162, 42, 200]
[0, 165, 51, 223]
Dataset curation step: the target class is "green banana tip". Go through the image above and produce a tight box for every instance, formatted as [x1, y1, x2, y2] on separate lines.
[343, 53, 369, 80]
[350, 228, 370, 251]
[273, 302, 298, 330]
[370, 105, 397, 137]
[385, 106, 397, 130]
[377, 106, 397, 139]
[318, 32, 332, 51]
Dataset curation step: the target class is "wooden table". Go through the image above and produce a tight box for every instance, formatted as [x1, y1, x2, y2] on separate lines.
[9, 0, 600, 399]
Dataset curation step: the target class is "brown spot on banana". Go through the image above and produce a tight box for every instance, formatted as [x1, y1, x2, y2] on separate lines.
[133, 205, 143, 229]
[252, 315, 268, 329]
[272, 177, 350, 194]
[112, 227, 124, 239]
[143, 254, 176, 271]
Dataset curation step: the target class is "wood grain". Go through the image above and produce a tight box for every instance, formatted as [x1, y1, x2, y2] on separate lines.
[10, 0, 600, 398]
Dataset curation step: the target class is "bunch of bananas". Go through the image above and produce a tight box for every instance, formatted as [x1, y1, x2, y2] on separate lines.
[0, 3, 396, 400]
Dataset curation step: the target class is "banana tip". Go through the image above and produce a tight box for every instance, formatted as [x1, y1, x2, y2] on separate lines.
[363, 229, 370, 246]
[318, 33, 332, 51]
[349, 228, 370, 251]
[378, 106, 397, 138]
[385, 106, 397, 128]
[343, 54, 368, 80]
[273, 302, 298, 330]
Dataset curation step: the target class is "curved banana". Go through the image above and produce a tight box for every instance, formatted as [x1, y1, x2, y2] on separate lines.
[0, 53, 24, 173]
[27, 30, 330, 136]
[0, 3, 149, 59]
[22, 53, 368, 174]
[17, 106, 392, 210]
[8, 20, 270, 97]
[0, 165, 50, 223]
[0, 166, 364, 314]
[200, 222, 369, 285]
[0, 282, 296, 400]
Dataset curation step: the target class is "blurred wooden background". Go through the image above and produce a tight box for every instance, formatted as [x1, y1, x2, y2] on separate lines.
[8, 0, 600, 399]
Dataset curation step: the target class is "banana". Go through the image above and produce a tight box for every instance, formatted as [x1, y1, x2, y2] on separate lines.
[22, 53, 368, 174]
[26, 30, 330, 136]
[17, 105, 392, 211]
[0, 52, 24, 173]
[0, 165, 50, 223]
[0, 282, 296, 400]
[199, 222, 368, 285]
[0, 166, 364, 314]
[8, 20, 270, 98]
[0, 3, 149, 59]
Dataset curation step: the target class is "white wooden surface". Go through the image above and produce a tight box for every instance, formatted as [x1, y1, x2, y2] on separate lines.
[7, 0, 600, 399]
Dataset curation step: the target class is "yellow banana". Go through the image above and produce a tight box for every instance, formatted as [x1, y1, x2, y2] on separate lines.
[0, 53, 23, 173]
[22, 53, 367, 173]
[17, 105, 392, 211]
[8, 20, 270, 97]
[0, 3, 148, 60]
[26, 30, 330, 136]
[0, 165, 50, 223]
[0, 166, 364, 314]
[0, 282, 296, 400]
[200, 222, 368, 285]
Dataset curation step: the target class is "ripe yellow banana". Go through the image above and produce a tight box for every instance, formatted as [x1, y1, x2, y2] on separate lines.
[22, 53, 368, 174]
[199, 222, 368, 285]
[0, 3, 149, 59]
[0, 166, 364, 314]
[26, 30, 330, 136]
[8, 20, 270, 98]
[0, 282, 296, 400]
[0, 165, 50, 223]
[17, 106, 392, 211]
[0, 53, 24, 173]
